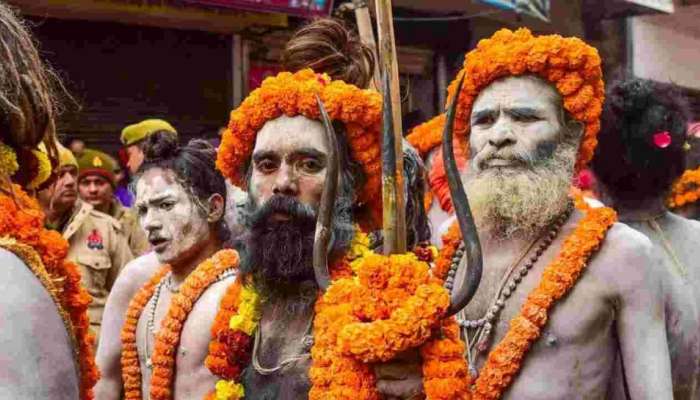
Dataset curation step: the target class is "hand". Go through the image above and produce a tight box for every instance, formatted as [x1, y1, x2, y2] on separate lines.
[374, 350, 425, 400]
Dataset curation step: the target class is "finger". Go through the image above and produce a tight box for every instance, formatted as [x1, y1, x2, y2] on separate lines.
[376, 378, 424, 398]
[374, 362, 421, 380]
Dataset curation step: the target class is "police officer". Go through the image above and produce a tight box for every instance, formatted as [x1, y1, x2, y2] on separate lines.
[37, 143, 133, 341]
[120, 119, 177, 174]
[77, 148, 149, 256]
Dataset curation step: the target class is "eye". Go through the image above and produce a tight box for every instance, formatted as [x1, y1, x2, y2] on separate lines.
[137, 205, 147, 216]
[473, 114, 495, 126]
[299, 158, 323, 173]
[256, 159, 278, 174]
[160, 202, 175, 211]
[513, 114, 541, 123]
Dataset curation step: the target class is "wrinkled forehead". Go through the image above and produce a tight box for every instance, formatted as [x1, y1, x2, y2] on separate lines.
[253, 115, 329, 156]
[135, 168, 188, 204]
[472, 75, 562, 114]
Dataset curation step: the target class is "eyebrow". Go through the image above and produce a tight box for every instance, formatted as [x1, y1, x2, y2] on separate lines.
[252, 147, 327, 162]
[141, 194, 177, 206]
[504, 107, 542, 118]
[471, 109, 497, 122]
[252, 150, 279, 164]
[288, 147, 326, 161]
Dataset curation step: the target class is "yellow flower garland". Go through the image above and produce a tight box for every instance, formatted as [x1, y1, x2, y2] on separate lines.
[26, 148, 53, 190]
[667, 166, 700, 208]
[210, 284, 261, 400]
[0, 141, 19, 177]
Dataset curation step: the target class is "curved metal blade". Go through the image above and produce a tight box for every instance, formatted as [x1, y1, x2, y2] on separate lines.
[443, 76, 484, 317]
[313, 95, 339, 291]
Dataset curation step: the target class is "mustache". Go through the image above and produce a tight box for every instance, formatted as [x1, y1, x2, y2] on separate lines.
[474, 147, 534, 171]
[248, 194, 316, 229]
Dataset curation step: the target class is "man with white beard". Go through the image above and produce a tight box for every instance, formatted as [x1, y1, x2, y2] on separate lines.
[397, 28, 673, 399]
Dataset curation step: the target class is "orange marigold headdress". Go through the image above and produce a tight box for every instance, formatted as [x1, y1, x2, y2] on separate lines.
[407, 28, 605, 172]
[216, 68, 383, 227]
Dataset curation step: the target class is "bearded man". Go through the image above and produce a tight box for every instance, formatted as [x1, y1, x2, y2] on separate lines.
[37, 143, 133, 340]
[0, 3, 97, 398]
[95, 132, 237, 400]
[401, 28, 673, 399]
[592, 78, 700, 399]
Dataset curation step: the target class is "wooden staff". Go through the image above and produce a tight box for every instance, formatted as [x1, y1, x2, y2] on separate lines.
[376, 0, 406, 255]
[352, 0, 380, 90]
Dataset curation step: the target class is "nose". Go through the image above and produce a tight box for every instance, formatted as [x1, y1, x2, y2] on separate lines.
[142, 209, 163, 233]
[487, 119, 516, 149]
[272, 163, 299, 197]
[63, 172, 77, 188]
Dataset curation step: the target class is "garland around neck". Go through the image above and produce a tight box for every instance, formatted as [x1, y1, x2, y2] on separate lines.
[202, 210, 615, 400]
[120, 249, 239, 400]
[0, 184, 98, 400]
[435, 202, 617, 399]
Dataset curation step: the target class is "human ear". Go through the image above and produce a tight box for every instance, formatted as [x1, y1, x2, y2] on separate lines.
[206, 193, 225, 223]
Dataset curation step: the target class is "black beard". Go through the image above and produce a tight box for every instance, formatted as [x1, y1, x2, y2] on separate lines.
[239, 194, 317, 292]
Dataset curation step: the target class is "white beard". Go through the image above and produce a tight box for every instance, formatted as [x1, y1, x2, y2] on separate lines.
[464, 142, 577, 240]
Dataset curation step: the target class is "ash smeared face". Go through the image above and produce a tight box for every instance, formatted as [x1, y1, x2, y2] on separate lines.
[135, 168, 211, 266]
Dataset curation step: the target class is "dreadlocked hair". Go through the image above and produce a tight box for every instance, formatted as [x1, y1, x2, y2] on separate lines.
[0, 3, 65, 185]
[592, 78, 692, 203]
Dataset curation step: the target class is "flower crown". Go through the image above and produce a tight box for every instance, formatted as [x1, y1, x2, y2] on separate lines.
[408, 28, 605, 172]
[216, 69, 383, 228]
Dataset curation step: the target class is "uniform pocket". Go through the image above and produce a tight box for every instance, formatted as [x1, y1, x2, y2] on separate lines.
[76, 253, 111, 296]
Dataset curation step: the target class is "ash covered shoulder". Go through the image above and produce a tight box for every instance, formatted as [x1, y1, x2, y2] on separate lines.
[586, 221, 662, 300]
[0, 248, 80, 399]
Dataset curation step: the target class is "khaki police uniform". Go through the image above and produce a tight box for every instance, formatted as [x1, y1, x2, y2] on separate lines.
[110, 198, 149, 256]
[62, 200, 134, 340]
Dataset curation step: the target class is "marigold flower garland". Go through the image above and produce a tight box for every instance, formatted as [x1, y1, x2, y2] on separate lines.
[312, 249, 471, 399]
[204, 280, 260, 400]
[407, 28, 604, 173]
[434, 202, 617, 399]
[667, 166, 700, 208]
[120, 249, 239, 400]
[0, 184, 98, 400]
[216, 69, 383, 229]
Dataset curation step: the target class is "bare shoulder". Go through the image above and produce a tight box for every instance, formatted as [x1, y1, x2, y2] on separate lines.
[198, 273, 239, 308]
[109, 252, 161, 303]
[0, 249, 80, 398]
[586, 221, 660, 298]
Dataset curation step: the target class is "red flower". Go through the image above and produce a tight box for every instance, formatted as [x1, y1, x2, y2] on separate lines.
[653, 131, 672, 148]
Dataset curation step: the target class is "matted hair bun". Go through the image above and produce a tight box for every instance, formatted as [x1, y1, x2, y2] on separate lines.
[282, 18, 375, 89]
[143, 130, 179, 162]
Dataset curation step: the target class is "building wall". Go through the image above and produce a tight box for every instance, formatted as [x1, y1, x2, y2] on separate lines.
[29, 18, 233, 153]
[630, 5, 700, 90]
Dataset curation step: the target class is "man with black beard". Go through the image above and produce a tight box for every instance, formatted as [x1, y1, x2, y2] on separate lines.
[233, 114, 357, 398]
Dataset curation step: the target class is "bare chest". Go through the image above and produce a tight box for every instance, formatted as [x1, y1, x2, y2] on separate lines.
[243, 300, 315, 400]
[135, 285, 220, 398]
[456, 232, 615, 368]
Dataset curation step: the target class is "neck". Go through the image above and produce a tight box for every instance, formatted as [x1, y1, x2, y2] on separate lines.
[44, 204, 73, 228]
[95, 201, 111, 214]
[601, 191, 667, 222]
[169, 234, 222, 285]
